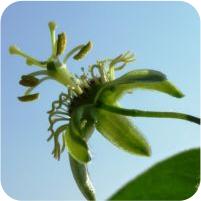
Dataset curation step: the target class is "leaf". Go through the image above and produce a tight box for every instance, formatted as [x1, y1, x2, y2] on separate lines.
[94, 108, 151, 156]
[64, 126, 91, 164]
[96, 69, 184, 104]
[109, 148, 200, 200]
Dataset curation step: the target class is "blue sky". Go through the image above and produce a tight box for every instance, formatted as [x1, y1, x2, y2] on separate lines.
[1, 1, 200, 200]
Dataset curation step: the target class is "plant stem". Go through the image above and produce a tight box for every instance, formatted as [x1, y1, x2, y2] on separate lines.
[98, 103, 200, 125]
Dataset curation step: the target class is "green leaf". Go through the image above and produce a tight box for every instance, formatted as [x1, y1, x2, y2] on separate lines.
[64, 126, 91, 164]
[96, 69, 184, 104]
[109, 148, 200, 200]
[94, 108, 151, 156]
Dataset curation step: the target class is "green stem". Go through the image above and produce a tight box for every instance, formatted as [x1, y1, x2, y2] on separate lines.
[98, 103, 200, 125]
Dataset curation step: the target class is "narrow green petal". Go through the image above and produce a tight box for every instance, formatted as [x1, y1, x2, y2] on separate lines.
[64, 126, 91, 164]
[95, 69, 184, 104]
[95, 108, 151, 156]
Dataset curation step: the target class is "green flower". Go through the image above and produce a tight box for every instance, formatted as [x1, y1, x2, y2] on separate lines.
[9, 22, 200, 201]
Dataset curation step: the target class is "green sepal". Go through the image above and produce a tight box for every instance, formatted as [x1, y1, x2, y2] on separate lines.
[96, 69, 184, 104]
[68, 119, 96, 201]
[69, 155, 96, 201]
[94, 108, 151, 156]
[64, 125, 91, 164]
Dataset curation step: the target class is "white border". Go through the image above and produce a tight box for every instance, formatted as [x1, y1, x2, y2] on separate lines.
[0, 1, 200, 201]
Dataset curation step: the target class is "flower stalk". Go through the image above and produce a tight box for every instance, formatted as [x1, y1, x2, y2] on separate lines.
[97, 102, 200, 125]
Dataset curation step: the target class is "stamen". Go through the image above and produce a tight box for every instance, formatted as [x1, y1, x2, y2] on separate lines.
[63, 44, 84, 63]
[9, 45, 46, 68]
[18, 93, 39, 102]
[24, 76, 52, 96]
[56, 32, 67, 56]
[19, 75, 40, 87]
[73, 41, 93, 60]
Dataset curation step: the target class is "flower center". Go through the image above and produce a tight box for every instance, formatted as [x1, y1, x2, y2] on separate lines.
[68, 79, 102, 115]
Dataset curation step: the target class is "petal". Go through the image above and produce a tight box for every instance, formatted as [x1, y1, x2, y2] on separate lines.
[96, 69, 184, 104]
[95, 108, 151, 156]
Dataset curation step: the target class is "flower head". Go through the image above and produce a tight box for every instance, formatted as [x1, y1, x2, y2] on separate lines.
[9, 22, 200, 201]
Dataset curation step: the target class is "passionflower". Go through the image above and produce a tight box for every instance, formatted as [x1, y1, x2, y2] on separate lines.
[9, 21, 200, 200]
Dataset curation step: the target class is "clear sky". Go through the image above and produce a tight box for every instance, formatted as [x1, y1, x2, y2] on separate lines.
[1, 1, 200, 200]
